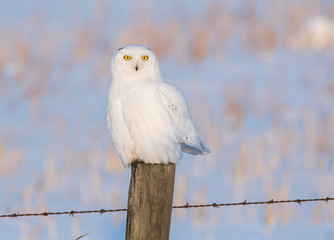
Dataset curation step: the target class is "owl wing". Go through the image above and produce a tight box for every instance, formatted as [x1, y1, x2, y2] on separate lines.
[107, 86, 136, 166]
[158, 82, 210, 155]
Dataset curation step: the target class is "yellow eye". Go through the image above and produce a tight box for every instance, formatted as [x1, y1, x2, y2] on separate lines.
[141, 55, 149, 61]
[123, 55, 131, 60]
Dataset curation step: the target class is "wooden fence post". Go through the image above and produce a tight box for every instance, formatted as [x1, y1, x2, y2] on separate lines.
[126, 162, 176, 240]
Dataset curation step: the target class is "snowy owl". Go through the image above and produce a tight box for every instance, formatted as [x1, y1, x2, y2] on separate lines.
[107, 44, 210, 166]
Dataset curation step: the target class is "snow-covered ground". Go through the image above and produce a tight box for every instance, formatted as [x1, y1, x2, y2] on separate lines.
[1, 1, 334, 239]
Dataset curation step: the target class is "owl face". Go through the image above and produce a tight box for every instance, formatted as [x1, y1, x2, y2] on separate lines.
[111, 45, 161, 81]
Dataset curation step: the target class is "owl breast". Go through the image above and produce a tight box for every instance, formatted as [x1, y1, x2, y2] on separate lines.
[108, 78, 182, 165]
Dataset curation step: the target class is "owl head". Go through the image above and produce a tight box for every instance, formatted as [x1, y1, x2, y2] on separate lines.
[111, 45, 162, 81]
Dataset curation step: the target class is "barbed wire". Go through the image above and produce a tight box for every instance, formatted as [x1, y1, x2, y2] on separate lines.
[1, 197, 333, 218]
[172, 197, 334, 209]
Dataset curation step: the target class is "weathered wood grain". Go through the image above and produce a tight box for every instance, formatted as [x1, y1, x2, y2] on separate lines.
[126, 162, 176, 240]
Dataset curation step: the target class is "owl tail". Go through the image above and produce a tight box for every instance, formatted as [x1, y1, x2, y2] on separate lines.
[181, 139, 210, 155]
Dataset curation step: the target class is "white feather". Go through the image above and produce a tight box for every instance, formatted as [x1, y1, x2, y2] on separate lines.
[107, 44, 210, 166]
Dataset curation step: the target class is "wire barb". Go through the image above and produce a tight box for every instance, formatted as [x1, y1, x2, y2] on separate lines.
[70, 211, 75, 217]
[42, 212, 49, 216]
[1, 197, 333, 218]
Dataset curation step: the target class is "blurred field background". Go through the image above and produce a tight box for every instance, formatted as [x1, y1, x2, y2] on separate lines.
[1, 0, 334, 239]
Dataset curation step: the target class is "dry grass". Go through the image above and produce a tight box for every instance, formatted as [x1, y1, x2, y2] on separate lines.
[1, 0, 334, 239]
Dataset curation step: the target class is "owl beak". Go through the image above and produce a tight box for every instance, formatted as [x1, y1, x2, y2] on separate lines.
[135, 63, 139, 71]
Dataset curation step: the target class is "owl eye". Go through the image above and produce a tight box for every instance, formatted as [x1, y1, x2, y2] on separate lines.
[123, 55, 131, 60]
[141, 55, 149, 61]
